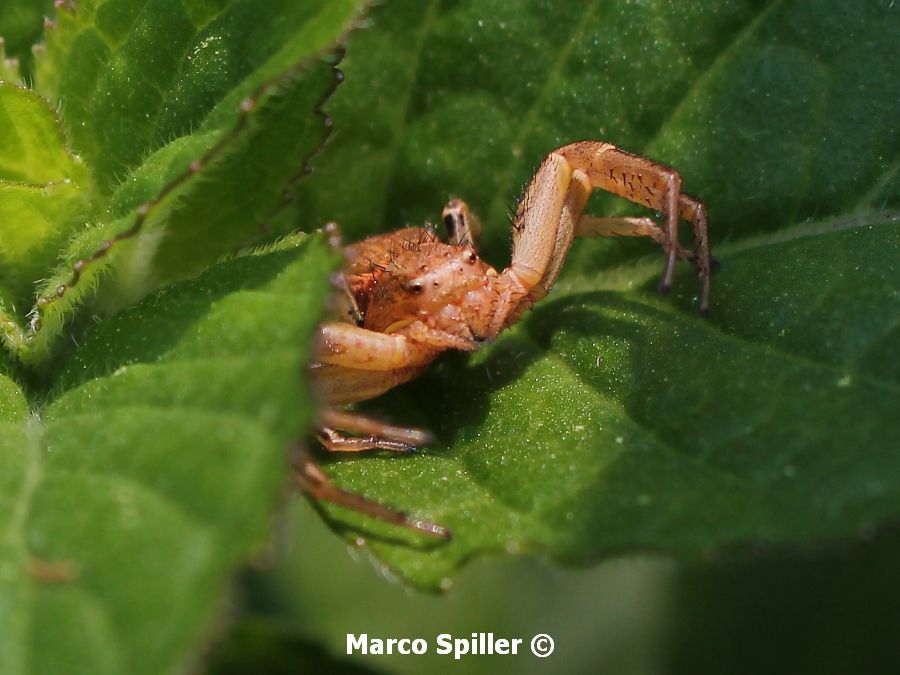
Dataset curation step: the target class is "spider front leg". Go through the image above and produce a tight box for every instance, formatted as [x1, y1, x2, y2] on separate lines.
[558, 142, 711, 304]
[293, 443, 450, 540]
[313, 322, 437, 425]
[303, 323, 449, 538]
[492, 141, 712, 333]
[317, 408, 432, 454]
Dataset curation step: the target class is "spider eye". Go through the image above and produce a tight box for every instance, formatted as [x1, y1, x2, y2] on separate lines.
[408, 282, 424, 294]
[466, 252, 477, 264]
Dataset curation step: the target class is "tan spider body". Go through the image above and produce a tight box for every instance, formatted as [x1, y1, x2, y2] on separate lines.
[296, 141, 711, 539]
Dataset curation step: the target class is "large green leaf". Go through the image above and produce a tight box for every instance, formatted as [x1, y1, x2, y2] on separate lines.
[293, 0, 900, 588]
[0, 0, 364, 366]
[35, 0, 361, 194]
[0, 233, 337, 675]
[0, 1, 365, 668]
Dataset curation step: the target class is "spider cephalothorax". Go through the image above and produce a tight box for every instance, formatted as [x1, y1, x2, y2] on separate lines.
[296, 141, 712, 539]
[345, 227, 498, 346]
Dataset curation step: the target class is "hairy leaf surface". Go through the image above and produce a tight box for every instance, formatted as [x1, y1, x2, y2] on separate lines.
[0, 233, 336, 675]
[0, 0, 362, 670]
[1, 0, 363, 365]
[0, 83, 91, 314]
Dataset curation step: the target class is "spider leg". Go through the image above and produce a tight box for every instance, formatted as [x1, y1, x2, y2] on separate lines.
[318, 408, 432, 453]
[292, 444, 450, 539]
[320, 222, 367, 325]
[575, 216, 696, 261]
[306, 338, 446, 537]
[328, 273, 364, 326]
[318, 427, 419, 453]
[316, 322, 437, 371]
[486, 156, 590, 335]
[313, 363, 431, 406]
[556, 142, 712, 312]
[442, 198, 482, 247]
[313, 323, 437, 404]
[404, 319, 480, 351]
[312, 327, 434, 448]
[493, 142, 712, 334]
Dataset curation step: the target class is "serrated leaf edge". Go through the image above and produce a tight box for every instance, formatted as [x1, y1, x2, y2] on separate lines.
[7, 6, 373, 366]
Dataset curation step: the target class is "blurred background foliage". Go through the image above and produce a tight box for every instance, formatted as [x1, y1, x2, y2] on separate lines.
[220, 503, 900, 675]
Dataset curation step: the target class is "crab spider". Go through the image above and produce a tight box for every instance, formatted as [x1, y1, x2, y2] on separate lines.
[297, 141, 712, 539]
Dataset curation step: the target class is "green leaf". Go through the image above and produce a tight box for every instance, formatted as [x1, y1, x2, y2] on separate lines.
[0, 232, 337, 675]
[0, 82, 81, 184]
[1, 0, 365, 365]
[35, 0, 362, 194]
[0, 82, 91, 324]
[24, 57, 339, 362]
[295, 0, 900, 588]
[0, 1, 375, 670]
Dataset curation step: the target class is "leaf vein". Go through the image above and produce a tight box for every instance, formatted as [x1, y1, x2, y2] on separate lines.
[376, 0, 440, 229]
[485, 0, 603, 226]
[642, 0, 786, 155]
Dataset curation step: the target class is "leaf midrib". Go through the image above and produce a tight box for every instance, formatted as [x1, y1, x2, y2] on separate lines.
[555, 209, 900, 384]
[549, 279, 900, 398]
[642, 0, 786, 155]
[145, 2, 237, 148]
[857, 155, 900, 210]
[57, 0, 235, 189]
